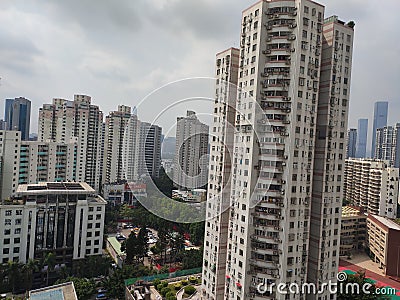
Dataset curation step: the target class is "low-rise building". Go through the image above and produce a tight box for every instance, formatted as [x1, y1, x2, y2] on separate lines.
[103, 182, 146, 205]
[366, 214, 400, 276]
[29, 282, 78, 300]
[0, 182, 106, 265]
[340, 206, 367, 256]
[172, 189, 207, 202]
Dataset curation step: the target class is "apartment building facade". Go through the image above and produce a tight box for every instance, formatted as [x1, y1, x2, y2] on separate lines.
[202, 47, 239, 299]
[0, 182, 106, 265]
[174, 111, 209, 190]
[38, 95, 103, 190]
[18, 141, 77, 185]
[375, 123, 400, 168]
[344, 158, 399, 219]
[201, 1, 354, 299]
[103, 105, 132, 184]
[366, 214, 400, 277]
[0, 130, 21, 200]
[340, 206, 366, 257]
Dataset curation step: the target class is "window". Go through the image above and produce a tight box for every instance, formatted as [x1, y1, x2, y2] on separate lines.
[95, 223, 101, 228]
[86, 241, 91, 246]
[4, 239, 10, 245]
[14, 228, 21, 234]
[15, 219, 21, 225]
[95, 231, 100, 237]
[87, 232, 92, 237]
[96, 207, 102, 211]
[3, 248, 9, 254]
[4, 219, 11, 226]
[5, 210, 12, 216]
[14, 238, 20, 244]
[94, 240, 100, 245]
[13, 247, 20, 254]
[304, 6, 309, 13]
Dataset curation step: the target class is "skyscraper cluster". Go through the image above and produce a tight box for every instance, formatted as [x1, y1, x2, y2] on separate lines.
[202, 1, 354, 299]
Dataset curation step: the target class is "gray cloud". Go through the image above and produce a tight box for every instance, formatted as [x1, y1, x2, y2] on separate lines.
[0, 0, 399, 142]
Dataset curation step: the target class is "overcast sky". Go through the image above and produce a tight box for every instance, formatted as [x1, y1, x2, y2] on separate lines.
[0, 0, 399, 148]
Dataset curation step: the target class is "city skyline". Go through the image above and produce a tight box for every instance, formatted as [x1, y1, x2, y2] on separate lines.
[0, 0, 399, 135]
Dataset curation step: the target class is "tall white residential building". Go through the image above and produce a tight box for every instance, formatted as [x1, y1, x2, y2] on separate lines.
[344, 158, 398, 219]
[38, 95, 103, 191]
[0, 182, 106, 265]
[201, 2, 354, 300]
[0, 130, 21, 200]
[375, 123, 400, 168]
[202, 48, 240, 299]
[308, 15, 354, 297]
[103, 105, 132, 184]
[174, 111, 209, 190]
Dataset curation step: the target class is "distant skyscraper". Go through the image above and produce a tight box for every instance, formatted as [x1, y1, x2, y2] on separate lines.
[356, 119, 368, 158]
[173, 111, 209, 190]
[0, 119, 5, 130]
[4, 97, 31, 140]
[346, 128, 357, 158]
[372, 101, 388, 155]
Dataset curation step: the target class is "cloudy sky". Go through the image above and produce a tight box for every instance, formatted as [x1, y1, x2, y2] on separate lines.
[0, 0, 399, 148]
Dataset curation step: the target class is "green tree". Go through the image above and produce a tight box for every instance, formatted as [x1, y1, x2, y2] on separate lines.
[189, 222, 205, 245]
[56, 277, 96, 300]
[44, 252, 56, 286]
[337, 271, 390, 300]
[23, 259, 39, 290]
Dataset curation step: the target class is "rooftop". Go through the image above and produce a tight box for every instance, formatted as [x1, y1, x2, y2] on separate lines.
[16, 182, 95, 195]
[342, 206, 364, 218]
[29, 282, 78, 300]
[370, 215, 400, 231]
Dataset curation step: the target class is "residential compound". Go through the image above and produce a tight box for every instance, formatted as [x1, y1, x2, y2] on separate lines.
[374, 123, 400, 168]
[174, 111, 209, 190]
[202, 1, 354, 300]
[38, 96, 103, 191]
[0, 182, 106, 265]
[344, 158, 399, 219]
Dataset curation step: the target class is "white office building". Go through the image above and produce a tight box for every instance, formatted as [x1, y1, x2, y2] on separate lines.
[0, 182, 106, 265]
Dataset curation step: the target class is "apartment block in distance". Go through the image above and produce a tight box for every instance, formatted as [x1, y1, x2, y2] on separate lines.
[103, 105, 132, 184]
[366, 214, 400, 277]
[38, 95, 103, 191]
[375, 123, 400, 168]
[202, 47, 239, 299]
[344, 158, 399, 219]
[340, 206, 367, 257]
[0, 182, 106, 265]
[174, 111, 209, 190]
[202, 1, 355, 300]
